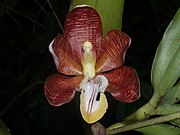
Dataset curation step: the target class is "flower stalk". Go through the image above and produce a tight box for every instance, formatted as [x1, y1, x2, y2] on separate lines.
[107, 112, 180, 134]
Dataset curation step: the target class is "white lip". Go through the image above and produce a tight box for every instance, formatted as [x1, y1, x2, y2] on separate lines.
[80, 75, 108, 113]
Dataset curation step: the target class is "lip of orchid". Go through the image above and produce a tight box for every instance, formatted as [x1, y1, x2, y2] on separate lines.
[80, 75, 108, 112]
[80, 75, 109, 123]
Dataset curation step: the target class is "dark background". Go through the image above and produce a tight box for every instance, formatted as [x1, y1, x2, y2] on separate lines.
[0, 0, 179, 135]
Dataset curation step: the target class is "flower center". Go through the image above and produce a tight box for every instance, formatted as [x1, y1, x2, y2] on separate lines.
[80, 41, 109, 123]
[81, 41, 96, 79]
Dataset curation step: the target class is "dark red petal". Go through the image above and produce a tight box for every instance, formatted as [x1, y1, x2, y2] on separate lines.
[103, 66, 140, 103]
[50, 34, 83, 75]
[44, 74, 83, 106]
[96, 30, 131, 73]
[65, 6, 102, 63]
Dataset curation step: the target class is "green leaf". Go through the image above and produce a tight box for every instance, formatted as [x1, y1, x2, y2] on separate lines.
[156, 82, 180, 116]
[0, 119, 11, 135]
[156, 104, 180, 115]
[150, 8, 180, 106]
[151, 8, 180, 89]
[70, 0, 124, 34]
[171, 119, 180, 127]
[136, 124, 180, 135]
[161, 82, 180, 105]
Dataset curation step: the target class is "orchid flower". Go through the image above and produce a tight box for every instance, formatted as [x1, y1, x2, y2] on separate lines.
[44, 5, 140, 124]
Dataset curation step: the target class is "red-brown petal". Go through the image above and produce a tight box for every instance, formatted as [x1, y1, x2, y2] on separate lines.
[44, 74, 83, 106]
[96, 30, 131, 73]
[65, 6, 102, 63]
[50, 34, 82, 75]
[103, 66, 140, 103]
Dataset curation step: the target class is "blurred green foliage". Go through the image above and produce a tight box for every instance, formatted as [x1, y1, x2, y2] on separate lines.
[0, 0, 179, 135]
[0, 119, 11, 135]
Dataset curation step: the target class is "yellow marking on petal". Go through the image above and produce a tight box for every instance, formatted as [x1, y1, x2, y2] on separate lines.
[81, 41, 96, 79]
[80, 91, 108, 124]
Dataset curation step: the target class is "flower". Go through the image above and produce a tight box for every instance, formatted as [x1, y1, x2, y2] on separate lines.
[44, 5, 140, 124]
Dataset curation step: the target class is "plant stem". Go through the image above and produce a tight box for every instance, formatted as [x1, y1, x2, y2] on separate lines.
[106, 111, 180, 135]
[124, 102, 155, 121]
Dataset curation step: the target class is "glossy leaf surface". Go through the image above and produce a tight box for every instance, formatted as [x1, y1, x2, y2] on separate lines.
[151, 8, 180, 94]
[161, 82, 180, 105]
